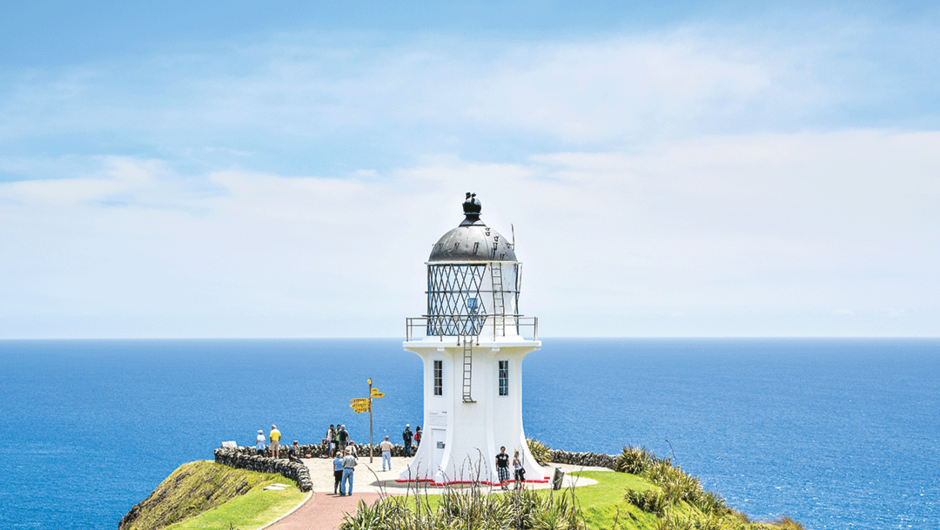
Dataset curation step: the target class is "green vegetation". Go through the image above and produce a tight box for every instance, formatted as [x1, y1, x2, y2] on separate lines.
[126, 443, 805, 530]
[527, 438, 553, 465]
[342, 486, 584, 530]
[340, 444, 804, 530]
[120, 461, 306, 530]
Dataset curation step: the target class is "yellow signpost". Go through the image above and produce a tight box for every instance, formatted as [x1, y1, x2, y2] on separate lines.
[349, 378, 386, 462]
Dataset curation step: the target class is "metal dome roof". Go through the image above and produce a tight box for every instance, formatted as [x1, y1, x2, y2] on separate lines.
[428, 193, 517, 262]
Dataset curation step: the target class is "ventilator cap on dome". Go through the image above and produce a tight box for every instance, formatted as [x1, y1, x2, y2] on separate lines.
[428, 193, 516, 262]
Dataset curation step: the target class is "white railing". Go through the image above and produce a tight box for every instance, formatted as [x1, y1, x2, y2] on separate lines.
[405, 316, 538, 342]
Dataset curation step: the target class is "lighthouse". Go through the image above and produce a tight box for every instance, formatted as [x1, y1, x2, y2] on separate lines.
[400, 193, 545, 485]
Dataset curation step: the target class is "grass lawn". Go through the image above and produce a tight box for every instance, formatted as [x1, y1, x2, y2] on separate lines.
[567, 471, 660, 530]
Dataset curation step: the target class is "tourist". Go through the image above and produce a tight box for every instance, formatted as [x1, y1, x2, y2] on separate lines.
[379, 435, 393, 471]
[338, 424, 349, 448]
[402, 424, 413, 457]
[496, 446, 510, 490]
[414, 426, 422, 448]
[340, 449, 358, 496]
[288, 440, 303, 463]
[255, 430, 266, 456]
[270, 425, 282, 458]
[513, 450, 526, 490]
[332, 451, 344, 494]
[347, 440, 358, 458]
[332, 423, 340, 457]
[326, 424, 336, 457]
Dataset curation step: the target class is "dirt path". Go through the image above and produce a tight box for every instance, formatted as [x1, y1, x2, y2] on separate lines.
[266, 491, 385, 530]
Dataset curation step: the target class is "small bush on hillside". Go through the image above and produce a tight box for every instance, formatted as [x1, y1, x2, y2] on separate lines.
[691, 490, 730, 517]
[527, 438, 553, 466]
[615, 445, 659, 475]
[624, 488, 670, 518]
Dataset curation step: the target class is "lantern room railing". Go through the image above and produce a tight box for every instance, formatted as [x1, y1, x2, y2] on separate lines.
[405, 316, 538, 342]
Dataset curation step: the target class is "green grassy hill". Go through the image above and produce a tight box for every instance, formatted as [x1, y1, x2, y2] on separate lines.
[119, 461, 306, 530]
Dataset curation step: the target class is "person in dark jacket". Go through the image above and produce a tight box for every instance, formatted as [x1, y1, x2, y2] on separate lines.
[402, 424, 413, 457]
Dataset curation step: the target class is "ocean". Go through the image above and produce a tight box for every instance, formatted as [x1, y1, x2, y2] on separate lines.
[0, 338, 937, 529]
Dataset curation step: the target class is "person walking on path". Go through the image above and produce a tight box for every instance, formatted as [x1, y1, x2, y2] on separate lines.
[332, 451, 345, 494]
[255, 430, 266, 456]
[379, 436, 393, 471]
[270, 425, 282, 458]
[340, 449, 358, 496]
[513, 450, 526, 490]
[496, 446, 510, 490]
[402, 424, 413, 457]
[414, 426, 422, 448]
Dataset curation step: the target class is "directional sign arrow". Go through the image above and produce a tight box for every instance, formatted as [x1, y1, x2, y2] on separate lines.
[350, 398, 370, 405]
[370, 391, 385, 398]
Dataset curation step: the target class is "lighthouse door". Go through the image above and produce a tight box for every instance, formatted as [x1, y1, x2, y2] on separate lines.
[432, 429, 446, 476]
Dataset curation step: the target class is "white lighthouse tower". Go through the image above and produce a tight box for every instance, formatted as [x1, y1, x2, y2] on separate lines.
[399, 193, 546, 485]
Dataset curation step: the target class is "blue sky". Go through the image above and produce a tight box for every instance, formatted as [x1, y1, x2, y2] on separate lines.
[1, 1, 938, 338]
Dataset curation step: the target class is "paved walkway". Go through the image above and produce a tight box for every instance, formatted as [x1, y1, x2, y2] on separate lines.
[267, 456, 611, 530]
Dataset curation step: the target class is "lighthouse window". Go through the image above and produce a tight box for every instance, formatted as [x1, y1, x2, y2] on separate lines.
[434, 360, 443, 396]
[498, 360, 509, 396]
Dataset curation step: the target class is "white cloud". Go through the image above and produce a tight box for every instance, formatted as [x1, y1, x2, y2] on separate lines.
[4, 128, 936, 337]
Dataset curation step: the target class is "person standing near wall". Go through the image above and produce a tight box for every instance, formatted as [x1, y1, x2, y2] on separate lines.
[496, 446, 510, 490]
[402, 424, 413, 457]
[326, 424, 336, 457]
[513, 450, 526, 490]
[338, 424, 349, 449]
[379, 435, 393, 471]
[270, 425, 282, 458]
[255, 430, 266, 456]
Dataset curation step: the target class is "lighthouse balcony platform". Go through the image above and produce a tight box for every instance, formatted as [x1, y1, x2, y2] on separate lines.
[405, 315, 538, 343]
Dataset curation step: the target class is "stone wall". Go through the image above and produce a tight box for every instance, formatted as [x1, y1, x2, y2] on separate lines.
[230, 442, 412, 459]
[213, 448, 313, 492]
[548, 449, 618, 470]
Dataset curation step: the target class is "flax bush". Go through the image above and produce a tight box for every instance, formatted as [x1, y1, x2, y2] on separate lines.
[340, 484, 584, 530]
[614, 445, 659, 475]
[527, 438, 553, 466]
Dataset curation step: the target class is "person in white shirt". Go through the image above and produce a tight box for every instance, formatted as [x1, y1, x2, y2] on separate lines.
[379, 435, 394, 471]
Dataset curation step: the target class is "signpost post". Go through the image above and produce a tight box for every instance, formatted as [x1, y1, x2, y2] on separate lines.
[368, 379, 374, 462]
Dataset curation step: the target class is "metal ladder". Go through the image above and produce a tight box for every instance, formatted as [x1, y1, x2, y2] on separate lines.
[461, 337, 475, 403]
[491, 262, 506, 335]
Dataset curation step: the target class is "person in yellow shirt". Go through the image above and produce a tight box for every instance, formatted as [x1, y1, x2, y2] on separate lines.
[270, 425, 282, 458]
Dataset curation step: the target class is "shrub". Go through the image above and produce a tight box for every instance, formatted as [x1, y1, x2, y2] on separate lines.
[527, 438, 553, 466]
[340, 484, 584, 530]
[615, 445, 658, 475]
[690, 490, 730, 517]
[624, 488, 670, 518]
